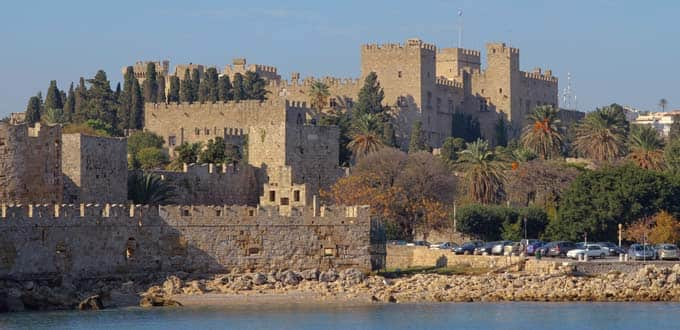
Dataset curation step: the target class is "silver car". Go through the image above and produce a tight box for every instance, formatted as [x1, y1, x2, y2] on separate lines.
[655, 244, 680, 260]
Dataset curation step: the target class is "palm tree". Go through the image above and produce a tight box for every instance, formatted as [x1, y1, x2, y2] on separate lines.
[127, 172, 176, 205]
[659, 98, 668, 112]
[629, 124, 665, 170]
[573, 105, 629, 161]
[459, 139, 506, 204]
[520, 105, 564, 160]
[308, 81, 331, 112]
[347, 113, 384, 159]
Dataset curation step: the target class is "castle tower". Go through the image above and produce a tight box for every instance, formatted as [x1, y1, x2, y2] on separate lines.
[360, 38, 439, 148]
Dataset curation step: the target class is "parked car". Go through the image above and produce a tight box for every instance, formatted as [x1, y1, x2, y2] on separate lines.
[429, 242, 458, 250]
[547, 241, 578, 257]
[654, 244, 680, 260]
[453, 241, 484, 255]
[491, 241, 514, 255]
[475, 241, 497, 255]
[628, 244, 656, 260]
[566, 244, 607, 259]
[596, 242, 625, 256]
[406, 240, 430, 247]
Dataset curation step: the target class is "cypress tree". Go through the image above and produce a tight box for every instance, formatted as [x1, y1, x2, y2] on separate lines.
[190, 68, 201, 102]
[130, 79, 144, 129]
[243, 71, 267, 101]
[117, 66, 135, 130]
[218, 75, 233, 101]
[25, 95, 42, 124]
[180, 69, 193, 103]
[168, 76, 180, 103]
[142, 62, 158, 103]
[63, 83, 76, 122]
[87, 70, 117, 129]
[354, 72, 384, 117]
[204, 67, 219, 103]
[73, 77, 88, 123]
[157, 77, 166, 103]
[408, 121, 427, 152]
[44, 80, 63, 110]
[232, 73, 245, 102]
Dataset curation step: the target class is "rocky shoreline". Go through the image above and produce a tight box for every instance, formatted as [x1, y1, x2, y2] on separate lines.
[4, 264, 680, 312]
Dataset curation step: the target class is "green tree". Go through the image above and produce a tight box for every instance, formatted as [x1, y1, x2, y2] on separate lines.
[142, 62, 158, 103]
[180, 69, 193, 103]
[190, 68, 201, 102]
[354, 72, 384, 117]
[117, 66, 135, 130]
[63, 83, 75, 122]
[136, 147, 169, 170]
[25, 95, 42, 124]
[408, 121, 428, 152]
[459, 139, 506, 204]
[168, 76, 180, 103]
[127, 131, 164, 155]
[572, 104, 629, 161]
[347, 113, 384, 159]
[129, 78, 144, 129]
[439, 137, 465, 162]
[44, 80, 63, 111]
[521, 105, 563, 160]
[73, 77, 88, 123]
[243, 71, 267, 101]
[199, 137, 227, 163]
[451, 112, 481, 142]
[548, 165, 680, 241]
[629, 124, 665, 170]
[232, 73, 245, 101]
[494, 117, 508, 147]
[218, 75, 233, 101]
[87, 70, 118, 130]
[308, 81, 330, 111]
[204, 67, 220, 103]
[174, 142, 202, 164]
[127, 172, 175, 204]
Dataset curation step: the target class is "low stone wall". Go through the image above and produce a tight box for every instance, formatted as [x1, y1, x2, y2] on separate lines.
[386, 246, 523, 270]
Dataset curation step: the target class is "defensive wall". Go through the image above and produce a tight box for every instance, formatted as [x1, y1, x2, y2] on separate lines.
[147, 163, 260, 206]
[0, 203, 384, 280]
[0, 123, 62, 204]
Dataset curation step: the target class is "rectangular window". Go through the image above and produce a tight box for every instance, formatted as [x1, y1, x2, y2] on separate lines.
[293, 190, 300, 202]
[280, 197, 289, 206]
[269, 191, 276, 202]
[168, 136, 176, 146]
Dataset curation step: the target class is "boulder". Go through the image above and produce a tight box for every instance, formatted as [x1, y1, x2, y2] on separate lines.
[78, 295, 104, 311]
[163, 276, 183, 296]
[319, 270, 339, 282]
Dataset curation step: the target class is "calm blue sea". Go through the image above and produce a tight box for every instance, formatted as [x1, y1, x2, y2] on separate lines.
[1, 302, 679, 330]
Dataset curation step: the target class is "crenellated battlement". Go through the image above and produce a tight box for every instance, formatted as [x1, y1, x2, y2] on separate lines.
[521, 71, 558, 83]
[363, 38, 436, 52]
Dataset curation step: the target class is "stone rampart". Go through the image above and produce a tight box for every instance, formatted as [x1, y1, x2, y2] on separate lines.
[0, 203, 382, 280]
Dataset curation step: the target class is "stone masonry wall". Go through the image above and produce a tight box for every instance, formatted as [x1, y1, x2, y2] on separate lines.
[0, 123, 62, 204]
[0, 204, 380, 280]
[147, 163, 260, 206]
[61, 134, 127, 204]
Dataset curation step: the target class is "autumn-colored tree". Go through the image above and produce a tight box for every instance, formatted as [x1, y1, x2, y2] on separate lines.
[322, 148, 456, 239]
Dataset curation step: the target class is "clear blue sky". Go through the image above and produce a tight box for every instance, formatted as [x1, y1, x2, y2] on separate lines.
[1, 0, 677, 116]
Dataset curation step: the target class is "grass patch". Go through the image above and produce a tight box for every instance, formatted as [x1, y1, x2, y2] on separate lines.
[375, 265, 489, 278]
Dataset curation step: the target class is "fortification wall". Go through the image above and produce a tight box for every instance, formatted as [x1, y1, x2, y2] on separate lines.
[148, 163, 260, 206]
[61, 134, 127, 204]
[0, 203, 380, 280]
[0, 123, 62, 204]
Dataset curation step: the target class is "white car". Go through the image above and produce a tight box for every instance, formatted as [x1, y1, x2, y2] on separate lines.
[566, 244, 607, 259]
[429, 242, 457, 250]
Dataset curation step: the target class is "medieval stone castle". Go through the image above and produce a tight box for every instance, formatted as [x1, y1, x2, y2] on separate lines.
[0, 37, 562, 280]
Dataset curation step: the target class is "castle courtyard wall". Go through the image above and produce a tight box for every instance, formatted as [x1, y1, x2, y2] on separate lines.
[0, 204, 381, 280]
